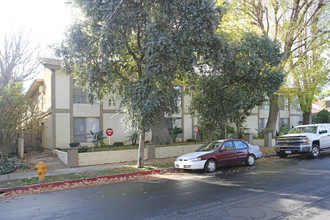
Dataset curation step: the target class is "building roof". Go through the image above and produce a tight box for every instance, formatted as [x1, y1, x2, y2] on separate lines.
[312, 100, 330, 114]
[25, 79, 44, 99]
[38, 57, 62, 70]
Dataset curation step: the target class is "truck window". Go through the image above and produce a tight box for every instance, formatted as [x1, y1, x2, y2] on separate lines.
[288, 126, 317, 134]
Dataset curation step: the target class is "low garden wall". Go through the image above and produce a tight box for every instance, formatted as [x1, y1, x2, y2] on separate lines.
[54, 144, 201, 167]
[253, 139, 276, 147]
[78, 149, 148, 166]
[54, 149, 68, 165]
[155, 145, 200, 159]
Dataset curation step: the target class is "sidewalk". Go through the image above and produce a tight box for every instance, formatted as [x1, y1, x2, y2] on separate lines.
[0, 161, 137, 181]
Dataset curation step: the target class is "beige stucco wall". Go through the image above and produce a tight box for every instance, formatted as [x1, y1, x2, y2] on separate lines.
[56, 113, 71, 148]
[155, 144, 200, 159]
[78, 149, 148, 166]
[54, 149, 68, 165]
[279, 110, 290, 118]
[259, 110, 269, 119]
[42, 115, 53, 149]
[55, 71, 70, 109]
[183, 114, 193, 140]
[73, 103, 100, 117]
[103, 113, 126, 143]
[245, 115, 258, 134]
[290, 115, 303, 127]
[43, 68, 52, 111]
[102, 94, 122, 111]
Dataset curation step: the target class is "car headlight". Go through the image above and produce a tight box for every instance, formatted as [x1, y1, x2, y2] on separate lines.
[187, 158, 201, 162]
[300, 137, 309, 143]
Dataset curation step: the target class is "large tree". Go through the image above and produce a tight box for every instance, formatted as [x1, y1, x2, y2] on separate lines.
[219, 0, 329, 128]
[191, 33, 284, 141]
[0, 30, 39, 89]
[58, 0, 222, 167]
[0, 30, 40, 157]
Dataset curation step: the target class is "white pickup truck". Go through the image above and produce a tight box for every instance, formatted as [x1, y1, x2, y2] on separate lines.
[275, 124, 330, 158]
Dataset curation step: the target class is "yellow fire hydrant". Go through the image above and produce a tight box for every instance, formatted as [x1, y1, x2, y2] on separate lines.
[35, 162, 47, 182]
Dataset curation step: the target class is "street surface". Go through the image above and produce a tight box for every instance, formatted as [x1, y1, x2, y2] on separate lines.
[1, 154, 330, 220]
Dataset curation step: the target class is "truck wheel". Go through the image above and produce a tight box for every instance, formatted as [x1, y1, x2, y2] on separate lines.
[311, 145, 320, 158]
[277, 152, 287, 158]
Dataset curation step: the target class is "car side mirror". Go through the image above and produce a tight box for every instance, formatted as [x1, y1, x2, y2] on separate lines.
[319, 130, 327, 134]
[220, 148, 227, 152]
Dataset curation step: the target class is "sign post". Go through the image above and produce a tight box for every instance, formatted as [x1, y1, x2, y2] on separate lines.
[193, 126, 198, 142]
[106, 128, 114, 147]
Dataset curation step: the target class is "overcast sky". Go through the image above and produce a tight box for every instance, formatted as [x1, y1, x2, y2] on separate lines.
[0, 0, 75, 57]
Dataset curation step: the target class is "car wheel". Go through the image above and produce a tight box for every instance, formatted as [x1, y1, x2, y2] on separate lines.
[245, 154, 255, 166]
[277, 152, 287, 158]
[204, 159, 217, 173]
[311, 144, 320, 158]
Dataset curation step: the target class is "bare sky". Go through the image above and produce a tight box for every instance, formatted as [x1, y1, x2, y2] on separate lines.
[0, 0, 74, 57]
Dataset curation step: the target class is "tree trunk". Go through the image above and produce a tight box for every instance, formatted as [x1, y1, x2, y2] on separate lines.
[303, 111, 312, 125]
[151, 113, 173, 145]
[266, 94, 279, 131]
[137, 130, 145, 168]
[208, 129, 213, 142]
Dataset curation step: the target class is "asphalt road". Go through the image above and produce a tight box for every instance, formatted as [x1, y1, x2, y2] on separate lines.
[1, 154, 330, 220]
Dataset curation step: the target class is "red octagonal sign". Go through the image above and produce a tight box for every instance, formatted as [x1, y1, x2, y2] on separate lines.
[193, 126, 198, 133]
[106, 128, 114, 136]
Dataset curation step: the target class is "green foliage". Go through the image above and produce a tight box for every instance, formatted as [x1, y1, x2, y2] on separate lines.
[90, 130, 106, 147]
[276, 124, 290, 136]
[77, 146, 88, 153]
[57, 0, 223, 167]
[191, 33, 284, 137]
[313, 110, 330, 123]
[113, 142, 124, 147]
[186, 138, 194, 142]
[169, 126, 183, 143]
[126, 131, 139, 146]
[69, 142, 81, 148]
[0, 83, 30, 157]
[0, 159, 30, 174]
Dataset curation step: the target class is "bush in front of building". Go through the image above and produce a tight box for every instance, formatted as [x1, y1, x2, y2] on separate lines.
[113, 142, 124, 147]
[69, 142, 81, 148]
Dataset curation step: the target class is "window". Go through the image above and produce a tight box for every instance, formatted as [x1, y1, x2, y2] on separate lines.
[259, 97, 269, 110]
[222, 141, 235, 150]
[259, 118, 267, 130]
[233, 140, 248, 149]
[279, 96, 289, 110]
[73, 83, 98, 104]
[279, 118, 289, 127]
[73, 117, 100, 142]
[73, 86, 88, 103]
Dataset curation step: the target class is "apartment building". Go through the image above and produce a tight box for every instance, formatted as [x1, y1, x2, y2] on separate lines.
[25, 58, 303, 149]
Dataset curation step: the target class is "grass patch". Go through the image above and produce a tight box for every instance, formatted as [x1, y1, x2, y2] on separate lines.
[259, 146, 276, 156]
[0, 166, 150, 188]
[55, 142, 203, 153]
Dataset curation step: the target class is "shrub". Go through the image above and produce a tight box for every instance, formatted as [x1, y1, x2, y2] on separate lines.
[78, 146, 88, 153]
[69, 142, 80, 148]
[186, 138, 194, 142]
[169, 126, 183, 142]
[113, 142, 124, 147]
[0, 159, 30, 174]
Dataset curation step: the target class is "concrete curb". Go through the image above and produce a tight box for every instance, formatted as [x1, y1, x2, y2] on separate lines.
[0, 169, 161, 194]
[262, 154, 277, 158]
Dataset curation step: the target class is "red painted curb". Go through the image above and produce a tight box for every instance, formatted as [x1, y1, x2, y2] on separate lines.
[0, 169, 161, 194]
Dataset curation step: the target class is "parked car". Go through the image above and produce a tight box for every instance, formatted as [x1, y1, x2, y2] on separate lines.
[174, 139, 262, 173]
[275, 124, 330, 158]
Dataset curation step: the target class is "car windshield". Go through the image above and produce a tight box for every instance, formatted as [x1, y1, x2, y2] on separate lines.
[196, 141, 223, 152]
[288, 126, 317, 134]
